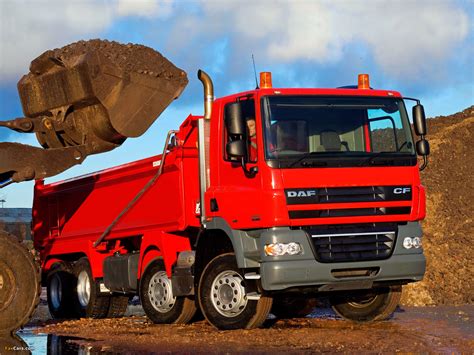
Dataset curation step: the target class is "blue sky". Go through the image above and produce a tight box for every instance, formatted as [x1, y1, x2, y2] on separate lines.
[1, 0, 473, 207]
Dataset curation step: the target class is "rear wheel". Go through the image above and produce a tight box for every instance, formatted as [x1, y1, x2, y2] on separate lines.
[0, 231, 41, 334]
[140, 260, 196, 324]
[107, 295, 130, 318]
[329, 286, 402, 322]
[198, 253, 272, 330]
[73, 258, 110, 318]
[47, 262, 78, 319]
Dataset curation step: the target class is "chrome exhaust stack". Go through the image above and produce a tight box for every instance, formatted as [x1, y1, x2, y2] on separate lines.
[197, 70, 214, 224]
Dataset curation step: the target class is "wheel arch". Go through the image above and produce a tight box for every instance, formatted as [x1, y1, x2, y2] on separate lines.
[194, 228, 234, 285]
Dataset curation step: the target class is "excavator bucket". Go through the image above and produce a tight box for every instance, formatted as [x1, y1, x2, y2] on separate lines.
[1, 40, 188, 184]
[19, 39, 188, 145]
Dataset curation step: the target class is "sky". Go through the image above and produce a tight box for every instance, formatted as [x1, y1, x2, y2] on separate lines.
[0, 0, 473, 207]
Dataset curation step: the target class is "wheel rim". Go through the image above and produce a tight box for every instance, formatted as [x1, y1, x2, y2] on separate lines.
[210, 270, 248, 318]
[0, 260, 16, 312]
[77, 270, 91, 307]
[148, 271, 176, 313]
[49, 274, 62, 309]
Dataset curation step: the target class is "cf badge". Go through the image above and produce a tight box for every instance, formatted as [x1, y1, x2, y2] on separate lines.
[393, 187, 411, 194]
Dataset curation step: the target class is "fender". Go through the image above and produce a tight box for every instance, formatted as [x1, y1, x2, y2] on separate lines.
[138, 230, 192, 279]
[43, 257, 67, 273]
[203, 217, 260, 268]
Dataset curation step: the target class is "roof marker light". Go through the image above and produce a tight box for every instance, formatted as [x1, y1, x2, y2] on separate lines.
[358, 74, 370, 90]
[260, 72, 272, 89]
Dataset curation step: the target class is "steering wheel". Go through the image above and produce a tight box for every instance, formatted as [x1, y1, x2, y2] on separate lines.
[397, 141, 408, 152]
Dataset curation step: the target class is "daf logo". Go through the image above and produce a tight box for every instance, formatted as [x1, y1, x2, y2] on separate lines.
[287, 190, 317, 197]
[393, 187, 411, 194]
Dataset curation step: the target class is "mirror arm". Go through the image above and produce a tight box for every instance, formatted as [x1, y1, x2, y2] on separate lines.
[419, 155, 428, 171]
[240, 158, 258, 177]
[403, 97, 421, 105]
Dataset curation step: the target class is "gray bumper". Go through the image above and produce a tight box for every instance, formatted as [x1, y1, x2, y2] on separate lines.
[260, 253, 425, 291]
[257, 222, 426, 291]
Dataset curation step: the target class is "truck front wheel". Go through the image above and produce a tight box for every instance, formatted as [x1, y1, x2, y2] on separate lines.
[329, 285, 402, 322]
[198, 253, 273, 330]
[140, 260, 196, 324]
[73, 258, 110, 318]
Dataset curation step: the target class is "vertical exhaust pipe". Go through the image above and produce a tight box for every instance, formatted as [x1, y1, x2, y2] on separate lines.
[198, 70, 214, 120]
[197, 70, 214, 224]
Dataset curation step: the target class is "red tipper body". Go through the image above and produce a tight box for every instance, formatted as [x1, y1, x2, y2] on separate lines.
[33, 115, 201, 278]
[33, 82, 427, 322]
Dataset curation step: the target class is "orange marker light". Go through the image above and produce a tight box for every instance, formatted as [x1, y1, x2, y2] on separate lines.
[358, 74, 370, 89]
[260, 72, 272, 89]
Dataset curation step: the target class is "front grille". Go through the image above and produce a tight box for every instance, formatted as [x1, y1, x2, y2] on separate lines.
[289, 207, 410, 219]
[310, 230, 396, 263]
[285, 186, 412, 205]
[286, 185, 412, 219]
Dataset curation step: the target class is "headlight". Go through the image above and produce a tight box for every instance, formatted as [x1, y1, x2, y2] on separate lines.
[264, 242, 302, 256]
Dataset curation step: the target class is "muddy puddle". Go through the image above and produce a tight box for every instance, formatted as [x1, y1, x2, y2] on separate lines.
[1, 295, 472, 354]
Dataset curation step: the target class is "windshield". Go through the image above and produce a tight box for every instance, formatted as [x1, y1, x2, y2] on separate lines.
[261, 96, 416, 168]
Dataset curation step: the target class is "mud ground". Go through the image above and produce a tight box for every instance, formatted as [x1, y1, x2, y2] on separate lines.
[8, 293, 473, 354]
[402, 106, 474, 306]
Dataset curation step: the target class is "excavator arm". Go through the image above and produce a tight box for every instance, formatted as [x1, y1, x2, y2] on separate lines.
[0, 40, 188, 334]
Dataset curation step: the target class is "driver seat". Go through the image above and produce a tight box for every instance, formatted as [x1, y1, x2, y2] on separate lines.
[317, 130, 349, 151]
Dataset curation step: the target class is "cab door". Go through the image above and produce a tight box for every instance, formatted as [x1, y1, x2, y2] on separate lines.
[210, 96, 264, 230]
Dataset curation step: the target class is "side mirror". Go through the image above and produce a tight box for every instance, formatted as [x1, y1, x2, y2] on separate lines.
[416, 139, 430, 156]
[413, 104, 427, 136]
[225, 103, 246, 136]
[226, 140, 247, 158]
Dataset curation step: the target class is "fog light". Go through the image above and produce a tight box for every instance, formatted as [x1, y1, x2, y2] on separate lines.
[264, 242, 302, 256]
[403, 237, 413, 249]
[412, 237, 422, 248]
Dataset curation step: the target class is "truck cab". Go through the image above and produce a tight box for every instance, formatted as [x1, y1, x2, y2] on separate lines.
[196, 73, 428, 327]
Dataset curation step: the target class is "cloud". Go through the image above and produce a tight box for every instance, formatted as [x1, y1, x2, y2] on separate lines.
[116, 0, 174, 18]
[173, 0, 469, 81]
[0, 0, 469, 82]
[0, 0, 177, 81]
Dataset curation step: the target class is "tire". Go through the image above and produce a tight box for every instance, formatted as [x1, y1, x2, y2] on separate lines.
[271, 296, 317, 319]
[73, 258, 110, 318]
[0, 231, 41, 334]
[329, 286, 402, 322]
[46, 262, 79, 319]
[140, 260, 196, 324]
[107, 295, 130, 318]
[198, 253, 273, 330]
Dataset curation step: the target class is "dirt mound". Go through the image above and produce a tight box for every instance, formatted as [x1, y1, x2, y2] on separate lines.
[29, 39, 186, 80]
[402, 106, 474, 306]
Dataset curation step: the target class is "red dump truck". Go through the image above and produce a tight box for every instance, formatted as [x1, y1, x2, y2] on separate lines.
[32, 71, 430, 330]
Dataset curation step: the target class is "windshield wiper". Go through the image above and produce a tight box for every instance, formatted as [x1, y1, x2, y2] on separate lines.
[358, 152, 404, 167]
[288, 152, 343, 168]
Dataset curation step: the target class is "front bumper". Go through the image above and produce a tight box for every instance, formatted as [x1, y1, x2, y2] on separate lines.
[260, 253, 425, 291]
[258, 222, 426, 291]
